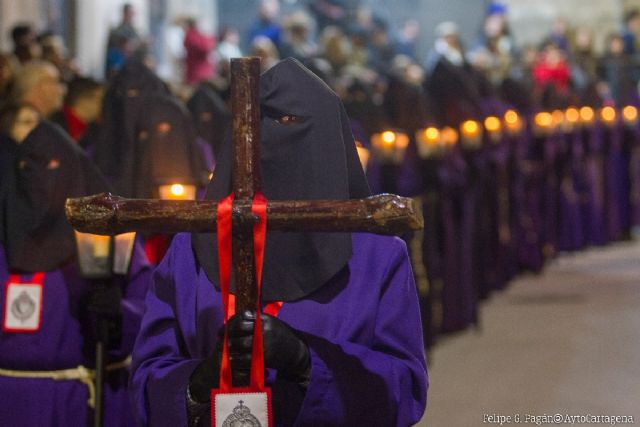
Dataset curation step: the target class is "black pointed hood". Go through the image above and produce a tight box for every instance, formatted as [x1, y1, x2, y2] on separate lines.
[186, 83, 232, 160]
[192, 58, 370, 302]
[132, 93, 209, 198]
[1, 121, 111, 272]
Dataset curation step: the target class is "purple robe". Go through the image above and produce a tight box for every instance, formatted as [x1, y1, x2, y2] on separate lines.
[511, 124, 544, 272]
[130, 232, 428, 426]
[0, 243, 151, 426]
[603, 123, 627, 241]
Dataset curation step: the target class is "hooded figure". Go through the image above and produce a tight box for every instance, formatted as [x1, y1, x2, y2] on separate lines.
[93, 60, 169, 195]
[130, 58, 428, 426]
[133, 93, 210, 199]
[0, 121, 152, 426]
[186, 83, 232, 167]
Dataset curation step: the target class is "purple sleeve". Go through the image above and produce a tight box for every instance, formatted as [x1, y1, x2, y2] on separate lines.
[129, 241, 201, 427]
[295, 240, 428, 426]
[112, 240, 153, 359]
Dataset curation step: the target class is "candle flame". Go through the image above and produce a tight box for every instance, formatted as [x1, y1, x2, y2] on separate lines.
[565, 107, 579, 123]
[579, 106, 594, 123]
[600, 106, 616, 123]
[381, 131, 396, 145]
[461, 120, 480, 135]
[425, 127, 439, 143]
[623, 105, 638, 122]
[504, 110, 519, 125]
[534, 112, 553, 128]
[484, 116, 501, 133]
[171, 183, 185, 197]
[441, 127, 459, 145]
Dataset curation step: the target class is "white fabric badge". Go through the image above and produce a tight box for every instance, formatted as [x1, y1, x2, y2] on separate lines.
[3, 282, 43, 332]
[214, 391, 271, 427]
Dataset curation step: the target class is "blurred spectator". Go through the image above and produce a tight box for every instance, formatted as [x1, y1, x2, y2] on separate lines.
[309, 0, 347, 32]
[0, 54, 19, 101]
[11, 60, 65, 118]
[621, 9, 640, 55]
[251, 36, 280, 72]
[395, 19, 420, 60]
[10, 24, 41, 64]
[532, 41, 571, 109]
[548, 17, 571, 53]
[280, 10, 318, 61]
[0, 103, 41, 144]
[216, 26, 243, 62]
[105, 3, 145, 78]
[50, 77, 104, 141]
[183, 18, 216, 85]
[248, 0, 282, 50]
[424, 21, 483, 126]
[367, 18, 397, 77]
[598, 33, 640, 106]
[38, 33, 78, 83]
[319, 25, 352, 73]
[571, 27, 601, 106]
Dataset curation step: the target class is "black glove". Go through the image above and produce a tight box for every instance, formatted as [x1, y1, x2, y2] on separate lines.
[188, 325, 251, 403]
[87, 280, 122, 348]
[227, 310, 311, 385]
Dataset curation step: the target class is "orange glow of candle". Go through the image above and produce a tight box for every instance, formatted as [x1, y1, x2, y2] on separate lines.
[623, 105, 638, 124]
[600, 106, 616, 124]
[416, 127, 442, 158]
[551, 110, 564, 129]
[484, 116, 501, 133]
[534, 112, 552, 129]
[371, 130, 409, 164]
[355, 141, 371, 171]
[381, 131, 396, 145]
[504, 110, 522, 134]
[158, 183, 197, 200]
[424, 127, 440, 144]
[579, 106, 595, 124]
[565, 107, 579, 124]
[461, 120, 480, 136]
[441, 127, 459, 147]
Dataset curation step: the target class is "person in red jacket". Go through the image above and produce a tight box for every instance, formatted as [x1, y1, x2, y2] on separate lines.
[183, 18, 216, 86]
[532, 41, 572, 109]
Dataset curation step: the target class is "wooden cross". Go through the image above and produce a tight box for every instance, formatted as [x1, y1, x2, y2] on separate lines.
[65, 57, 423, 312]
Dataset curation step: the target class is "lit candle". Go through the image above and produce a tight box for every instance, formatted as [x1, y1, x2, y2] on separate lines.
[622, 105, 638, 126]
[74, 231, 113, 278]
[533, 112, 553, 135]
[503, 110, 523, 135]
[355, 141, 371, 171]
[371, 130, 409, 164]
[551, 110, 564, 131]
[158, 183, 197, 200]
[564, 107, 580, 131]
[484, 116, 502, 143]
[599, 106, 617, 127]
[415, 127, 442, 158]
[579, 106, 595, 126]
[460, 120, 482, 149]
[441, 127, 459, 148]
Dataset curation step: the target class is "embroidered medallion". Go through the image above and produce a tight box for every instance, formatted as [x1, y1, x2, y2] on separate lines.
[10, 291, 36, 323]
[221, 400, 262, 427]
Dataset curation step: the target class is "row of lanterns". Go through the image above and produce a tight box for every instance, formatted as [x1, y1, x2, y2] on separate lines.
[362, 106, 640, 167]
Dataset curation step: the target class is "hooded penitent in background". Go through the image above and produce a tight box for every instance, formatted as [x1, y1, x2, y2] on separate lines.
[93, 60, 169, 195]
[186, 83, 232, 170]
[130, 58, 428, 426]
[0, 120, 152, 426]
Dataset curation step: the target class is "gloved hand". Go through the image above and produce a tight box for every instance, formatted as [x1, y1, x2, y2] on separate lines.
[87, 280, 123, 348]
[227, 311, 310, 385]
[188, 324, 251, 403]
